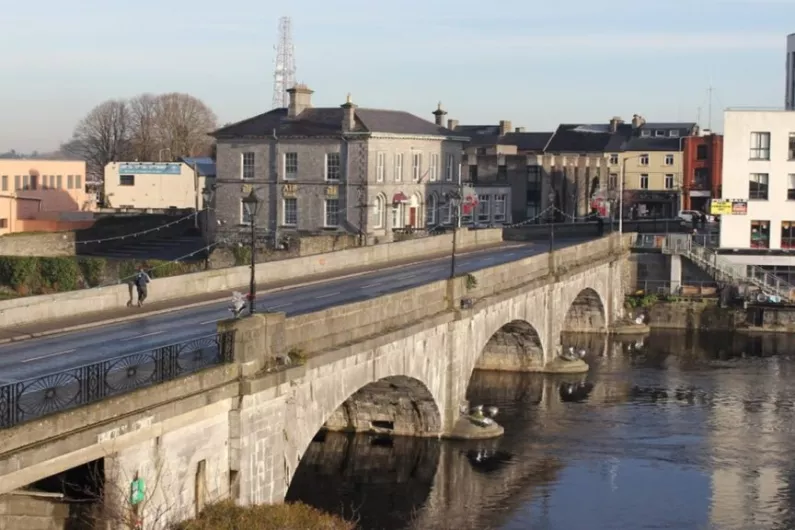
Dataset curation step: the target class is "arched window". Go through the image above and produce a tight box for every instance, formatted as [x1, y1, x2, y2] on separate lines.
[426, 194, 437, 226]
[373, 194, 385, 229]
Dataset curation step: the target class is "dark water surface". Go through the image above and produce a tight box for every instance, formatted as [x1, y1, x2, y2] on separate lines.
[287, 330, 795, 530]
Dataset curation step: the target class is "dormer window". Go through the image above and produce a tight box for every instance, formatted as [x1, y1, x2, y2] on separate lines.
[669, 130, 680, 137]
[655, 130, 665, 137]
[641, 130, 651, 137]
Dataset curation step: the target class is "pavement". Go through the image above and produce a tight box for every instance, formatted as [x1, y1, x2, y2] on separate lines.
[0, 237, 595, 384]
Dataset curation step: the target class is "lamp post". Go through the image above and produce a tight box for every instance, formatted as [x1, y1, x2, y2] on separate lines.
[201, 186, 215, 270]
[548, 190, 556, 255]
[242, 190, 261, 315]
[446, 191, 461, 279]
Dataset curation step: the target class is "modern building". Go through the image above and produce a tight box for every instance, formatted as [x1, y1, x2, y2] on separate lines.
[718, 109, 795, 280]
[786, 33, 795, 110]
[618, 115, 699, 218]
[103, 158, 215, 211]
[0, 159, 94, 235]
[210, 85, 467, 244]
[682, 132, 723, 212]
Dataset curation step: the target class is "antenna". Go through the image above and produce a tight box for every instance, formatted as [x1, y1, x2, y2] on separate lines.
[271, 17, 296, 110]
[707, 84, 713, 131]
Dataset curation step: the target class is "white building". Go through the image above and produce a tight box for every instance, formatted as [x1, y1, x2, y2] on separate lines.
[719, 109, 795, 280]
[787, 34, 795, 110]
[103, 158, 215, 210]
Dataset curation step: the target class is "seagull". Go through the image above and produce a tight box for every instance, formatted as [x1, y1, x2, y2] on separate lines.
[469, 404, 483, 416]
[485, 406, 499, 418]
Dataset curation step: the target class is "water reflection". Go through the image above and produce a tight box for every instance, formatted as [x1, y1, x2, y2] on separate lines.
[288, 330, 795, 530]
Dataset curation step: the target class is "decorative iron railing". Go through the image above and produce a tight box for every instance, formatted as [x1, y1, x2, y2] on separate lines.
[0, 331, 235, 430]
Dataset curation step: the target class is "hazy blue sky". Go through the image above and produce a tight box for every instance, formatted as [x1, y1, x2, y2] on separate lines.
[2, 0, 793, 153]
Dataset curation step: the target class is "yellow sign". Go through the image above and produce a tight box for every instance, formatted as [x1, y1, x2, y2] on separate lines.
[710, 199, 732, 215]
[241, 184, 253, 194]
[326, 185, 338, 198]
[283, 184, 297, 197]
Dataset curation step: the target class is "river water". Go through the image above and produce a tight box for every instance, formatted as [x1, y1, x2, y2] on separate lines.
[286, 330, 795, 530]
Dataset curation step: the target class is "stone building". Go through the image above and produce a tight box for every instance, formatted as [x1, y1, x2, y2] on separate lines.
[210, 85, 467, 245]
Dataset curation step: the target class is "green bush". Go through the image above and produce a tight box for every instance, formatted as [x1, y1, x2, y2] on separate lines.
[117, 260, 139, 283]
[0, 257, 37, 289]
[170, 500, 355, 530]
[78, 257, 106, 287]
[232, 246, 251, 266]
[39, 257, 79, 291]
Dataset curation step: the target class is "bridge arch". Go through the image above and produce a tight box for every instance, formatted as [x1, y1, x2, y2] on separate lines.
[472, 319, 546, 375]
[561, 287, 607, 334]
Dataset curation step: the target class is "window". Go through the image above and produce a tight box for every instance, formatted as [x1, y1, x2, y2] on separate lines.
[324, 198, 339, 226]
[325, 153, 341, 181]
[639, 154, 649, 165]
[120, 174, 135, 186]
[664, 174, 674, 189]
[284, 152, 298, 180]
[694, 168, 709, 189]
[750, 132, 770, 160]
[394, 153, 403, 182]
[497, 165, 507, 180]
[57, 175, 62, 188]
[669, 130, 680, 138]
[376, 152, 385, 182]
[1, 176, 6, 191]
[373, 195, 385, 228]
[641, 130, 651, 137]
[22, 175, 29, 190]
[0, 219, 6, 229]
[426, 194, 437, 225]
[429, 154, 439, 182]
[655, 130, 665, 137]
[67, 175, 74, 189]
[283, 198, 297, 226]
[697, 145, 708, 160]
[639, 174, 649, 189]
[782, 221, 795, 249]
[392, 203, 404, 228]
[749, 173, 769, 200]
[609, 153, 619, 165]
[49, 175, 55, 188]
[444, 202, 453, 224]
[750, 220, 770, 248]
[412, 152, 422, 181]
[609, 173, 618, 189]
[664, 154, 674, 166]
[240, 199, 253, 224]
[30, 175, 37, 190]
[789, 133, 795, 160]
[13, 176, 19, 190]
[477, 195, 490, 223]
[242, 152, 255, 179]
[75, 175, 82, 189]
[445, 154, 454, 181]
[789, 174, 795, 200]
[493, 194, 506, 222]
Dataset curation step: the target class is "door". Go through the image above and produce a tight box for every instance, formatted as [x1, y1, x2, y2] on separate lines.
[409, 207, 417, 227]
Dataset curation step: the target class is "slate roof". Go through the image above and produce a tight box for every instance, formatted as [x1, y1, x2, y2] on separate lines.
[500, 132, 553, 152]
[544, 123, 634, 153]
[623, 136, 684, 151]
[211, 107, 460, 139]
[180, 156, 216, 176]
[452, 125, 552, 151]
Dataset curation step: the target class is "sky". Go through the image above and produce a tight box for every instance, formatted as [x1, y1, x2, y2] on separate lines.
[1, 0, 794, 153]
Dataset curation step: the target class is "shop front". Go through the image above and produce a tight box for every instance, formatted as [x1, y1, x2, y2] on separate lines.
[625, 190, 680, 219]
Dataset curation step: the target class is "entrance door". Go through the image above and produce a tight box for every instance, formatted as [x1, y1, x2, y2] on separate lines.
[409, 207, 417, 227]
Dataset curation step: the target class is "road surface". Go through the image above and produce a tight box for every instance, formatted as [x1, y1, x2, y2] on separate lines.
[0, 238, 593, 383]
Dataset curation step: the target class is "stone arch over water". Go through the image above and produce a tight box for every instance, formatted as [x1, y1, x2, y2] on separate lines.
[474, 319, 546, 373]
[561, 287, 607, 333]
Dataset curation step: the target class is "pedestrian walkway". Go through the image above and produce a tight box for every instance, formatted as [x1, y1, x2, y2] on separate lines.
[0, 241, 511, 344]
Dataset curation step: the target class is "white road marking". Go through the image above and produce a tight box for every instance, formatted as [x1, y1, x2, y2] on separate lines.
[395, 273, 416, 280]
[267, 303, 292, 310]
[22, 349, 76, 363]
[361, 282, 383, 289]
[316, 291, 340, 299]
[506, 253, 516, 257]
[121, 331, 163, 342]
[200, 319, 218, 325]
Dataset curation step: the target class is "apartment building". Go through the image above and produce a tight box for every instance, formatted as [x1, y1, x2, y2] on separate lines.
[211, 85, 467, 244]
[682, 132, 723, 212]
[719, 109, 795, 280]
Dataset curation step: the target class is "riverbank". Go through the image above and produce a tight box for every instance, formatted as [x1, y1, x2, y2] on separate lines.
[632, 297, 795, 333]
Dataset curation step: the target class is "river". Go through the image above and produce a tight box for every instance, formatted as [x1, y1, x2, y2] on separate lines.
[286, 329, 795, 530]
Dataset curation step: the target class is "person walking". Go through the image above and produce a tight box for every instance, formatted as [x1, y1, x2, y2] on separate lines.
[134, 268, 151, 307]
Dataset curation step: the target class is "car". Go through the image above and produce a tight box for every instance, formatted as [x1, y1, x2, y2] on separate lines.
[678, 210, 715, 224]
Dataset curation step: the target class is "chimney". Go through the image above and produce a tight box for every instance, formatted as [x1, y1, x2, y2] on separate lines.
[499, 120, 512, 136]
[609, 116, 623, 133]
[286, 84, 313, 118]
[447, 119, 459, 130]
[515, 127, 526, 133]
[631, 114, 646, 128]
[432, 102, 447, 126]
[340, 93, 357, 132]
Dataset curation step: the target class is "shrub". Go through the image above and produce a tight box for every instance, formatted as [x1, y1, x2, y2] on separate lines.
[38, 257, 80, 291]
[171, 500, 356, 530]
[465, 273, 478, 290]
[78, 257, 106, 287]
[0, 257, 37, 289]
[146, 260, 194, 279]
[117, 260, 139, 284]
[232, 246, 251, 266]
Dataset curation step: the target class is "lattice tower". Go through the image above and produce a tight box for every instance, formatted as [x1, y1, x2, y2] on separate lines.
[271, 16, 296, 109]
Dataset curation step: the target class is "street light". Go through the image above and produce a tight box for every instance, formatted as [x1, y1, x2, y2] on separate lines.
[242, 189, 261, 315]
[548, 191, 556, 255]
[445, 191, 461, 279]
[201, 186, 215, 270]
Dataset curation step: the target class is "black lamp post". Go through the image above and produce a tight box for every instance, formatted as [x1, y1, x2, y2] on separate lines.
[201, 186, 214, 270]
[242, 189, 261, 315]
[446, 191, 461, 279]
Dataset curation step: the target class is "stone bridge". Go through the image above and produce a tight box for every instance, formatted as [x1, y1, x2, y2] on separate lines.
[0, 234, 632, 529]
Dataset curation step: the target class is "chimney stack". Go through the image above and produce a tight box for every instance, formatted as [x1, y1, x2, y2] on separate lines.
[447, 119, 459, 130]
[499, 120, 512, 136]
[631, 114, 646, 128]
[609, 116, 624, 133]
[287, 84, 313, 118]
[433, 102, 447, 126]
[340, 93, 357, 132]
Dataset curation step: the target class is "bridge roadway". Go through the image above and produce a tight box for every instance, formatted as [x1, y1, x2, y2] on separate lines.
[0, 237, 593, 383]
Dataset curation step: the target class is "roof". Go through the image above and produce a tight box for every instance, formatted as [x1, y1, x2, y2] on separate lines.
[623, 136, 684, 151]
[452, 125, 552, 151]
[499, 132, 553, 151]
[211, 107, 460, 139]
[544, 123, 633, 153]
[180, 157, 216, 176]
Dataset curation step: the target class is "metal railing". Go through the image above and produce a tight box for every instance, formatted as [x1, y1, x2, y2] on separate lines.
[0, 331, 235, 429]
[632, 233, 719, 249]
[630, 280, 720, 298]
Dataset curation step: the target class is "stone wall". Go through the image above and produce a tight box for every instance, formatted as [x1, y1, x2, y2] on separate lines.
[0, 492, 68, 530]
[207, 234, 359, 269]
[645, 300, 795, 332]
[625, 253, 714, 292]
[0, 232, 77, 257]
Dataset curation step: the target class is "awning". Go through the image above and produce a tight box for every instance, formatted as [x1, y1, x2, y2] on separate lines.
[392, 192, 409, 204]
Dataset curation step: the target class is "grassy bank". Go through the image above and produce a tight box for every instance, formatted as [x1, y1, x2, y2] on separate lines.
[171, 500, 356, 530]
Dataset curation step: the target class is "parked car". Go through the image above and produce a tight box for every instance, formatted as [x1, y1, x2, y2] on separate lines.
[678, 210, 715, 224]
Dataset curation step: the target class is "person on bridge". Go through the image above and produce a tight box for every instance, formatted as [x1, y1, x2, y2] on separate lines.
[134, 268, 151, 307]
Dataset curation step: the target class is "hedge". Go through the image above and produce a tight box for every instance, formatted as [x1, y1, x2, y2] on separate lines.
[170, 500, 355, 530]
[0, 256, 204, 297]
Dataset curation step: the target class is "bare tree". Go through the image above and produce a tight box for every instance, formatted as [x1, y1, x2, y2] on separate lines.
[62, 99, 131, 180]
[153, 93, 217, 160]
[129, 93, 161, 162]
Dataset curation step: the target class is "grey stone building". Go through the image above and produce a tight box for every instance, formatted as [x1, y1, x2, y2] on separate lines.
[210, 85, 468, 245]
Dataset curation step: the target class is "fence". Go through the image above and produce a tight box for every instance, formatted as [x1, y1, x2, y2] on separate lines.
[630, 279, 720, 298]
[0, 331, 235, 429]
[632, 233, 719, 249]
